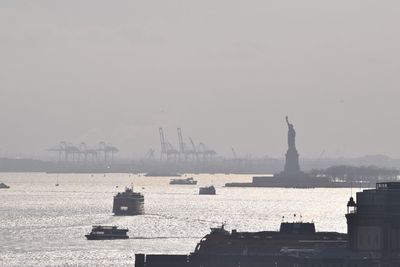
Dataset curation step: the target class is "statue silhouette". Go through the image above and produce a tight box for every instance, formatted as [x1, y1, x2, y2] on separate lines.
[283, 116, 300, 174]
[286, 116, 296, 150]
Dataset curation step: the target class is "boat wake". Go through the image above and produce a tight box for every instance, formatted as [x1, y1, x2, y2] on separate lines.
[145, 213, 221, 225]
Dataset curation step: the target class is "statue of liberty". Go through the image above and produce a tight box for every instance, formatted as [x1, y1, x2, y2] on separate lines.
[283, 116, 300, 174]
[286, 116, 296, 150]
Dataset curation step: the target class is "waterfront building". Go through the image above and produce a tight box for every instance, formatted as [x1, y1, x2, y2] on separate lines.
[346, 182, 400, 264]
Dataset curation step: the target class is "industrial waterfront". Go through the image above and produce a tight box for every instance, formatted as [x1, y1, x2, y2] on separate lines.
[3, 0, 400, 265]
[0, 173, 352, 266]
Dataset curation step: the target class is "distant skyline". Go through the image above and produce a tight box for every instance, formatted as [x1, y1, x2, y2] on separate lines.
[1, 1, 400, 159]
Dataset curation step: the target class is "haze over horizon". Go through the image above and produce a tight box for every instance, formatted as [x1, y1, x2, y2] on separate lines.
[1, 1, 400, 159]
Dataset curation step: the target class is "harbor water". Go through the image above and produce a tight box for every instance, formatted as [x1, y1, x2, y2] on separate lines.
[0, 173, 360, 266]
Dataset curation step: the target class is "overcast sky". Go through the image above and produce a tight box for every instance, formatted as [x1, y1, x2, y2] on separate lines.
[1, 0, 400, 159]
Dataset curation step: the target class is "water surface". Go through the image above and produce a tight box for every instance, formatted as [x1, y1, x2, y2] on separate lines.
[0, 173, 359, 266]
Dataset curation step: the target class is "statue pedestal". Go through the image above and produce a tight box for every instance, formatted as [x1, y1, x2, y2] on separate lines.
[284, 148, 300, 174]
[250, 171, 332, 188]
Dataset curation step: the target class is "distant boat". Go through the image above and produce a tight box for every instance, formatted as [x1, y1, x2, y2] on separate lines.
[113, 186, 144, 216]
[170, 177, 198, 185]
[85, 226, 129, 240]
[199, 185, 216, 195]
[0, 182, 10, 189]
[55, 183, 59, 187]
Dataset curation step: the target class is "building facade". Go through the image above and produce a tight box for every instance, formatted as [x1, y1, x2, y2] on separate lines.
[346, 182, 400, 265]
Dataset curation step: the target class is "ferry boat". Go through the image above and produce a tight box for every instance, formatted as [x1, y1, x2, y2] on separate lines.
[135, 221, 347, 266]
[113, 186, 144, 216]
[193, 221, 347, 255]
[199, 185, 216, 195]
[170, 177, 197, 185]
[85, 226, 129, 240]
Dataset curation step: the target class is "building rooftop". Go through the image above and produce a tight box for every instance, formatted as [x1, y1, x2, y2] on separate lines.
[376, 182, 400, 190]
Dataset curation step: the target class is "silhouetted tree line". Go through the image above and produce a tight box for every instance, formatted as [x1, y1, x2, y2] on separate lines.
[310, 165, 399, 182]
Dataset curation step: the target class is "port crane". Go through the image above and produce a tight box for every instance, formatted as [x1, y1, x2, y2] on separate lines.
[158, 127, 216, 161]
[177, 128, 197, 160]
[159, 128, 179, 160]
[98, 141, 119, 163]
[48, 141, 118, 164]
[197, 142, 216, 160]
[145, 148, 155, 160]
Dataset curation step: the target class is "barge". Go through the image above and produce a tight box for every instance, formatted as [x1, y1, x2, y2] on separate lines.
[170, 177, 197, 185]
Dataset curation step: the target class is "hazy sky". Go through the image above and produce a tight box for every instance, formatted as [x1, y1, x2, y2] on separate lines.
[1, 1, 400, 159]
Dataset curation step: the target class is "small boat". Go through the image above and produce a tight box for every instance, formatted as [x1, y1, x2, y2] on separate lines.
[170, 177, 197, 185]
[85, 226, 129, 240]
[199, 185, 216, 195]
[0, 182, 10, 189]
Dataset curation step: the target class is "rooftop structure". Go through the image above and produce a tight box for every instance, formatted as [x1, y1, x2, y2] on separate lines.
[346, 181, 400, 262]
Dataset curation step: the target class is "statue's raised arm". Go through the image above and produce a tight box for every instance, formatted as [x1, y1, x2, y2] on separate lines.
[286, 116, 290, 127]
